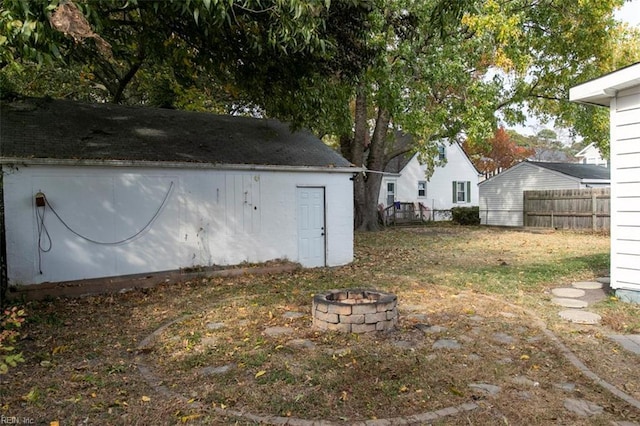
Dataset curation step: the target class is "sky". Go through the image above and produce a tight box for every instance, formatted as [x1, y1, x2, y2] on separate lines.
[616, 0, 640, 26]
[509, 1, 639, 138]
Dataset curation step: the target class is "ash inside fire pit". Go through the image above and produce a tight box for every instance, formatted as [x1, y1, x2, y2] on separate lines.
[312, 289, 398, 333]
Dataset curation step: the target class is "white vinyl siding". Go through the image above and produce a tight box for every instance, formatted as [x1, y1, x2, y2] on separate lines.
[479, 162, 581, 227]
[378, 144, 479, 216]
[610, 85, 640, 292]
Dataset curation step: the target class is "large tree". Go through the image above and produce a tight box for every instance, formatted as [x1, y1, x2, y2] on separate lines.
[0, 0, 371, 107]
[267, 0, 639, 230]
[3, 0, 639, 231]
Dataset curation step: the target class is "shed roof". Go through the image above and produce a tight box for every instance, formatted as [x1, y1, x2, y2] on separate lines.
[479, 161, 610, 186]
[531, 161, 610, 180]
[0, 98, 353, 170]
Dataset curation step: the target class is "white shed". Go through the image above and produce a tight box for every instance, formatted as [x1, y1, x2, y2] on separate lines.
[0, 98, 357, 293]
[479, 161, 610, 227]
[570, 62, 640, 303]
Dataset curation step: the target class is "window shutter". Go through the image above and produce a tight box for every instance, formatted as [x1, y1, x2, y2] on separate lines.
[452, 181, 457, 203]
[466, 181, 471, 203]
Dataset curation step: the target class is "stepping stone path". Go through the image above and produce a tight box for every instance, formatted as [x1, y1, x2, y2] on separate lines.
[551, 288, 585, 298]
[551, 278, 607, 325]
[552, 298, 589, 308]
[572, 281, 604, 290]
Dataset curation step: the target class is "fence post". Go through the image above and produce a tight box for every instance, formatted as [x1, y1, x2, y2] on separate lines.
[592, 190, 597, 231]
[523, 191, 528, 227]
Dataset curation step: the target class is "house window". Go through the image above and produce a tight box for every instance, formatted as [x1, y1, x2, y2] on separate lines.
[452, 181, 471, 203]
[438, 145, 446, 161]
[418, 181, 426, 197]
[386, 181, 396, 206]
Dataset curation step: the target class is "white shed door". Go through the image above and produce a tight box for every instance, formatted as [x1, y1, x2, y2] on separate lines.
[297, 187, 325, 267]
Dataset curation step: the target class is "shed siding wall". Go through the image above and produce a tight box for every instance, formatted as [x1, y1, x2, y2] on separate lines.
[479, 163, 580, 227]
[610, 86, 640, 291]
[2, 165, 353, 285]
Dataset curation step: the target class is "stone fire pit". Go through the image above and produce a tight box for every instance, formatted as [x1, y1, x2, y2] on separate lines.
[312, 289, 398, 333]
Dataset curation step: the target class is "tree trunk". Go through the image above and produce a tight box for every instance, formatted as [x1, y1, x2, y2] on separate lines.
[351, 84, 368, 229]
[356, 106, 391, 231]
[342, 84, 393, 231]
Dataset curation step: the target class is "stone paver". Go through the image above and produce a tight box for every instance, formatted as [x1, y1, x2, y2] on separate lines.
[558, 310, 601, 325]
[406, 313, 429, 322]
[393, 340, 420, 349]
[572, 281, 603, 290]
[468, 383, 501, 396]
[287, 339, 316, 349]
[596, 277, 610, 285]
[206, 322, 225, 330]
[511, 376, 539, 387]
[554, 382, 576, 392]
[551, 288, 586, 298]
[263, 326, 294, 337]
[416, 324, 447, 334]
[199, 364, 234, 376]
[432, 339, 461, 349]
[200, 337, 218, 346]
[492, 332, 516, 344]
[563, 398, 604, 417]
[283, 312, 305, 319]
[609, 335, 640, 355]
[552, 297, 589, 308]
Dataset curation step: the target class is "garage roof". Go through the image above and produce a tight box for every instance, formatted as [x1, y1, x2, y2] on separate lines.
[1, 97, 354, 170]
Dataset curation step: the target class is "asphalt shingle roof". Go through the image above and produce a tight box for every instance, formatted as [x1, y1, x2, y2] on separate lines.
[0, 98, 353, 169]
[530, 161, 610, 180]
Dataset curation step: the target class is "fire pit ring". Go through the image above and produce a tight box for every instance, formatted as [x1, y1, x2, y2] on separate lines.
[312, 289, 398, 333]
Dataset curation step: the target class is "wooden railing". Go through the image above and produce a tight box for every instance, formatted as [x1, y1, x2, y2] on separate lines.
[381, 202, 430, 226]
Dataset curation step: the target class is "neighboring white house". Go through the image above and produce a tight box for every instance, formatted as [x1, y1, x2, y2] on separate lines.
[479, 161, 610, 227]
[575, 143, 608, 167]
[0, 98, 357, 291]
[378, 141, 481, 220]
[570, 61, 640, 303]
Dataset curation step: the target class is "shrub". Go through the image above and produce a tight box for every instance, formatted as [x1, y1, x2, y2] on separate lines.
[1, 306, 25, 374]
[451, 206, 481, 225]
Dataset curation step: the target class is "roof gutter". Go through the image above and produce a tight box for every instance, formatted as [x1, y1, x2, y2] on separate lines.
[0, 157, 362, 174]
[581, 179, 610, 185]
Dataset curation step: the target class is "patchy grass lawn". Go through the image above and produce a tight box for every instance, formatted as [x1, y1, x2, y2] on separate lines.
[2, 226, 640, 425]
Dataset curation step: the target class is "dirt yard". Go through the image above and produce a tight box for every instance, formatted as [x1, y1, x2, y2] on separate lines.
[2, 225, 639, 425]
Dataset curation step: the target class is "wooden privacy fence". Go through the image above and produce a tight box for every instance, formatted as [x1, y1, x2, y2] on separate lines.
[523, 188, 610, 231]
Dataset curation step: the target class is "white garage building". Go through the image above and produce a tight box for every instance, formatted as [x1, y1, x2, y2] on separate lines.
[0, 98, 357, 294]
